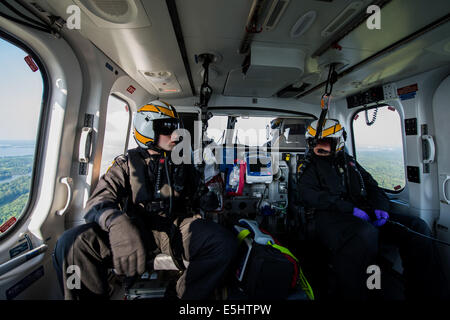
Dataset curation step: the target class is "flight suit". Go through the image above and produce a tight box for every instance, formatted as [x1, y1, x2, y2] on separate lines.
[298, 152, 448, 300]
[53, 147, 237, 300]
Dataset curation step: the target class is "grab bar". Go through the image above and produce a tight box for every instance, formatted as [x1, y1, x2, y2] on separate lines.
[442, 175, 450, 205]
[0, 244, 47, 277]
[56, 177, 73, 216]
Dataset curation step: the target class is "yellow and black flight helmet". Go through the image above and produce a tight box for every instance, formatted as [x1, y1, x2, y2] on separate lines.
[133, 100, 180, 150]
[305, 119, 346, 154]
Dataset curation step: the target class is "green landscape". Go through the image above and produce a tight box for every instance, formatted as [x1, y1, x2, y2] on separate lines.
[0, 155, 33, 227]
[356, 148, 406, 191]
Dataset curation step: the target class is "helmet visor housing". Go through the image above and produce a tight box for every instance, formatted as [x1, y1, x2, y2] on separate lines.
[153, 118, 180, 136]
[305, 119, 345, 154]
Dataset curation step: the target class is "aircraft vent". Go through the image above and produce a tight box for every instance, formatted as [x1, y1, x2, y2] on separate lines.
[261, 0, 290, 31]
[290, 11, 317, 38]
[321, 1, 363, 37]
[74, 0, 151, 28]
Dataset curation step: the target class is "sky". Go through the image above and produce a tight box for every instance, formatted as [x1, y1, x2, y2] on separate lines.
[207, 116, 275, 146]
[0, 38, 44, 141]
[353, 106, 404, 148]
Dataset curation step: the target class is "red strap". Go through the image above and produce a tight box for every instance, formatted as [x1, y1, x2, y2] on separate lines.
[227, 160, 246, 196]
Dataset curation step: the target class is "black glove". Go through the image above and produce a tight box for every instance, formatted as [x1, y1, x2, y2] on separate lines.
[108, 214, 146, 276]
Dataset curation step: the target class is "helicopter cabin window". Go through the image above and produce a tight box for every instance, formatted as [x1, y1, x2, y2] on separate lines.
[352, 105, 406, 192]
[206, 115, 229, 144]
[0, 36, 45, 237]
[100, 95, 131, 176]
[233, 116, 275, 146]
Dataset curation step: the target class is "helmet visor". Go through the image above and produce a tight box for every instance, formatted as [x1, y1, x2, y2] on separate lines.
[311, 137, 338, 154]
[153, 118, 180, 136]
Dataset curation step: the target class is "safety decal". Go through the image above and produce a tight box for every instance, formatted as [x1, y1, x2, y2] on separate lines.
[397, 84, 418, 101]
[127, 85, 136, 94]
[9, 241, 29, 259]
[6, 266, 44, 300]
[105, 62, 114, 72]
[0, 217, 17, 233]
[24, 55, 38, 72]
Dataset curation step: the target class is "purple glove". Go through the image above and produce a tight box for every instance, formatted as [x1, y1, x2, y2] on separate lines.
[372, 209, 389, 227]
[353, 207, 370, 222]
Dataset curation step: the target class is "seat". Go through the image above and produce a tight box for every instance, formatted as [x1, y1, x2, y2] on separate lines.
[119, 254, 187, 300]
[153, 253, 189, 271]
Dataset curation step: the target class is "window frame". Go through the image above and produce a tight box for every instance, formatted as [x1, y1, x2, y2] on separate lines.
[0, 29, 50, 241]
[350, 103, 406, 194]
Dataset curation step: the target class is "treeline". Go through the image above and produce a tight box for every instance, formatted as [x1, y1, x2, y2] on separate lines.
[357, 149, 405, 190]
[0, 194, 28, 226]
[0, 156, 33, 181]
[0, 156, 33, 226]
[0, 176, 31, 207]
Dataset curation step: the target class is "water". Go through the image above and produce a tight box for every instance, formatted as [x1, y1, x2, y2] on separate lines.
[0, 140, 35, 157]
[0, 174, 31, 186]
[0, 141, 35, 186]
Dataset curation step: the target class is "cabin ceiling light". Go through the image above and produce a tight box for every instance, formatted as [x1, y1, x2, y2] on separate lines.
[140, 70, 181, 94]
[144, 71, 172, 81]
[290, 11, 317, 38]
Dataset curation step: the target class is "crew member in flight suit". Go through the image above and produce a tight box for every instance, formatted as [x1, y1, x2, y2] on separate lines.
[297, 118, 449, 300]
[53, 100, 237, 300]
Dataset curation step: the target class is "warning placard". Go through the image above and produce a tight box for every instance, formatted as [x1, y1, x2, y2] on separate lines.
[24, 55, 38, 72]
[0, 217, 17, 233]
[397, 84, 418, 96]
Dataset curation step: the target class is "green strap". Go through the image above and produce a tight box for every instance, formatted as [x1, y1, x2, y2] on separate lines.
[236, 230, 315, 300]
[268, 241, 298, 262]
[268, 240, 315, 301]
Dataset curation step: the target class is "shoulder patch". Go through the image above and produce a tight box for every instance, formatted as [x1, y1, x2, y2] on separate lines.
[114, 154, 128, 163]
[106, 154, 128, 173]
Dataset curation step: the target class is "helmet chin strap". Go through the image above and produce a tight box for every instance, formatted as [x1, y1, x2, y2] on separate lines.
[145, 137, 173, 159]
[145, 134, 164, 153]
